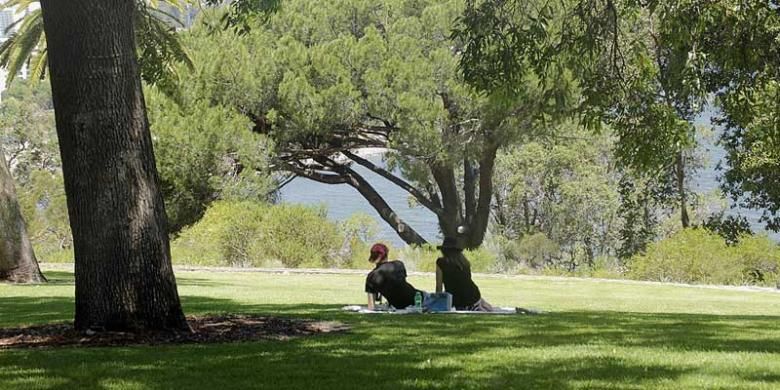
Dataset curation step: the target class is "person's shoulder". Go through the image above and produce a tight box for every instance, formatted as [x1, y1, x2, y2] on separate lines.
[436, 256, 447, 266]
[374, 261, 399, 270]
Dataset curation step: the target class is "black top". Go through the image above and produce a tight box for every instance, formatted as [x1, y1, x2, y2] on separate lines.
[437, 255, 481, 308]
[365, 260, 418, 309]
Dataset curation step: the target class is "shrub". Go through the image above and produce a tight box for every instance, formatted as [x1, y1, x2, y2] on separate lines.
[251, 204, 340, 268]
[629, 228, 780, 286]
[488, 233, 561, 274]
[170, 200, 260, 266]
[337, 213, 380, 269]
[465, 246, 498, 273]
[399, 244, 497, 273]
[735, 234, 780, 285]
[398, 244, 438, 272]
[171, 201, 343, 268]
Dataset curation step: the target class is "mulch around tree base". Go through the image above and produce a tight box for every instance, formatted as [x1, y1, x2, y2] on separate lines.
[0, 315, 350, 349]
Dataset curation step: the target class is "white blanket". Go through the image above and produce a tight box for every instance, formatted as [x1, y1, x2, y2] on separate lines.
[341, 305, 541, 315]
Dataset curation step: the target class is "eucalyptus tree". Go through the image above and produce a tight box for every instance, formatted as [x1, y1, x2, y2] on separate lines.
[176, 0, 574, 248]
[493, 124, 622, 267]
[0, 145, 45, 282]
[457, 0, 711, 232]
[0, 81, 56, 283]
[456, 0, 780, 233]
[40, 0, 188, 331]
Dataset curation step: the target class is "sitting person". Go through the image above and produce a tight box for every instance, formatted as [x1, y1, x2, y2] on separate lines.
[365, 243, 422, 310]
[436, 237, 494, 311]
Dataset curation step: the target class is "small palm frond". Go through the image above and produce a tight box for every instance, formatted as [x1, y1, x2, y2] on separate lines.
[27, 47, 48, 83]
[0, 8, 44, 85]
[135, 5, 194, 82]
[2, 0, 39, 13]
[0, 0, 196, 86]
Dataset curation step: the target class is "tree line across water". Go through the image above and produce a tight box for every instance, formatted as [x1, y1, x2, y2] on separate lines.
[0, 0, 779, 331]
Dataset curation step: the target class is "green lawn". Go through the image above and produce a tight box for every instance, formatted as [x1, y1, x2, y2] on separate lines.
[1, 268, 779, 389]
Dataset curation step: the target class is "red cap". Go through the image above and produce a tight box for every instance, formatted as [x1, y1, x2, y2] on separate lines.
[369, 243, 388, 262]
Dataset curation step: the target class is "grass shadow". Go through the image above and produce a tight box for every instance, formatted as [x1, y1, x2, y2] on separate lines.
[1, 294, 779, 389]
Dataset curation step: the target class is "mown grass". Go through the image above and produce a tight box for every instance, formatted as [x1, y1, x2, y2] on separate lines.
[1, 268, 779, 389]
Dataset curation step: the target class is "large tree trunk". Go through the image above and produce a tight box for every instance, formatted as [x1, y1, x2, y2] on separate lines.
[40, 0, 188, 331]
[432, 144, 499, 250]
[0, 146, 46, 283]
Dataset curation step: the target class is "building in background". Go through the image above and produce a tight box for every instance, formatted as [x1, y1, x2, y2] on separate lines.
[0, 3, 38, 102]
[0, 2, 198, 101]
[156, 3, 200, 29]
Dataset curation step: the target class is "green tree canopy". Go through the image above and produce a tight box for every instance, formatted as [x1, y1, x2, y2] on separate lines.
[172, 0, 575, 248]
[456, 0, 780, 232]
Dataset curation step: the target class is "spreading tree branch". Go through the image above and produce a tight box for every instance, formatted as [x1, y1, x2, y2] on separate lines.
[342, 150, 444, 216]
[278, 160, 348, 185]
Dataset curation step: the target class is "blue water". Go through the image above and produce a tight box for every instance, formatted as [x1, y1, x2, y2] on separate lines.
[280, 156, 441, 247]
[281, 111, 778, 245]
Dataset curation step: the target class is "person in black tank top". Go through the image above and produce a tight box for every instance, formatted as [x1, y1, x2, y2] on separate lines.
[365, 243, 421, 310]
[436, 237, 494, 311]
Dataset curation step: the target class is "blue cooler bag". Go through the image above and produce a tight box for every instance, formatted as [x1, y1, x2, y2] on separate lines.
[425, 292, 453, 312]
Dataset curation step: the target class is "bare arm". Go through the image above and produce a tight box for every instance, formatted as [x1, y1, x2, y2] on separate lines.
[436, 266, 443, 293]
[367, 293, 376, 310]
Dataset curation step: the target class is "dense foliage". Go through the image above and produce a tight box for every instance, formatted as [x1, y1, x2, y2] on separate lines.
[167, 0, 576, 248]
[492, 123, 621, 269]
[455, 0, 780, 234]
[170, 201, 378, 268]
[0, 0, 777, 288]
[146, 88, 276, 232]
[630, 229, 780, 286]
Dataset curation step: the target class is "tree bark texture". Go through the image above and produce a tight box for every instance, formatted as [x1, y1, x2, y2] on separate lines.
[0, 146, 46, 283]
[40, 0, 188, 331]
[676, 152, 690, 229]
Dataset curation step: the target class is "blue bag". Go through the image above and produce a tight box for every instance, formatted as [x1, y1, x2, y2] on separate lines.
[425, 292, 453, 312]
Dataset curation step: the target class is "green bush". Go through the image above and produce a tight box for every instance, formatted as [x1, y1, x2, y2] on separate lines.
[734, 234, 780, 285]
[629, 229, 780, 286]
[399, 244, 497, 273]
[171, 201, 343, 268]
[337, 213, 380, 269]
[400, 244, 440, 272]
[252, 205, 340, 268]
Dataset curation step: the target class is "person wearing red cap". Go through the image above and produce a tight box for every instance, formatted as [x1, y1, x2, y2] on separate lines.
[365, 243, 422, 310]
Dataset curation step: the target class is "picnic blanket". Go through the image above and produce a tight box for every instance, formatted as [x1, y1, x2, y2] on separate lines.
[341, 305, 542, 315]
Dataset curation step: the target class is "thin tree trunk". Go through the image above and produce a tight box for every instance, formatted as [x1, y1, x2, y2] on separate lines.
[466, 143, 499, 248]
[40, 0, 188, 331]
[431, 162, 463, 242]
[464, 157, 477, 225]
[676, 152, 690, 229]
[346, 172, 428, 246]
[0, 146, 46, 283]
[280, 159, 427, 246]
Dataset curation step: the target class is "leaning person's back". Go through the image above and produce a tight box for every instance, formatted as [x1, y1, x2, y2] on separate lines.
[436, 254, 481, 309]
[366, 260, 417, 309]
